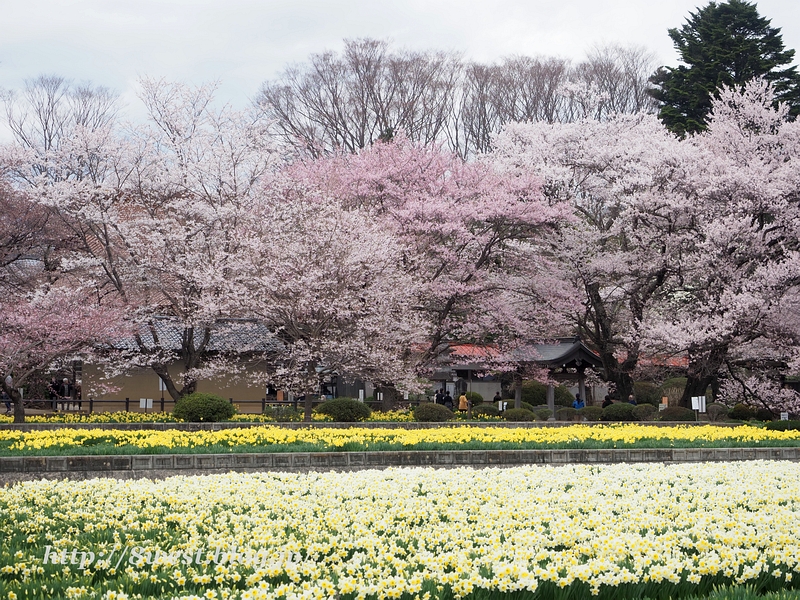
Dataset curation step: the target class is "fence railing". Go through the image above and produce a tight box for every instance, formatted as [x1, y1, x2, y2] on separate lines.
[13, 397, 298, 415]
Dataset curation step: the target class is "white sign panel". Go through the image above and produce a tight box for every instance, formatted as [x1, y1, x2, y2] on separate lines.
[139, 398, 153, 409]
[691, 396, 707, 413]
[781, 412, 789, 421]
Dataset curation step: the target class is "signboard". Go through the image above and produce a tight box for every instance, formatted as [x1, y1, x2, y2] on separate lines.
[498, 401, 508, 412]
[358, 389, 365, 402]
[781, 412, 789, 421]
[659, 404, 666, 411]
[139, 398, 153, 409]
[158, 378, 167, 391]
[691, 396, 707, 413]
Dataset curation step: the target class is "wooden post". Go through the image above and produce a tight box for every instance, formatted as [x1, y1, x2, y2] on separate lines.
[546, 384, 555, 420]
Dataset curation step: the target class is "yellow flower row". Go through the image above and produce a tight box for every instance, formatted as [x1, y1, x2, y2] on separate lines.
[0, 462, 799, 599]
[0, 423, 798, 452]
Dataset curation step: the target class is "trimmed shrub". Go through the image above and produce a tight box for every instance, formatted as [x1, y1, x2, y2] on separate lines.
[555, 407, 578, 421]
[503, 408, 536, 422]
[521, 381, 574, 407]
[765, 420, 800, 431]
[262, 405, 303, 422]
[472, 404, 500, 418]
[632, 403, 657, 421]
[465, 391, 483, 406]
[601, 402, 636, 421]
[729, 403, 755, 421]
[755, 408, 774, 422]
[633, 382, 661, 406]
[706, 403, 729, 422]
[659, 406, 697, 421]
[413, 403, 454, 422]
[173, 393, 235, 422]
[533, 407, 553, 421]
[578, 406, 603, 421]
[316, 398, 372, 422]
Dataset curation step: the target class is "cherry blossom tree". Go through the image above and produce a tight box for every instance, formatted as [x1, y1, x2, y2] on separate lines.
[490, 112, 697, 401]
[292, 137, 575, 366]
[0, 286, 127, 422]
[640, 79, 800, 410]
[3, 78, 279, 400]
[239, 184, 424, 418]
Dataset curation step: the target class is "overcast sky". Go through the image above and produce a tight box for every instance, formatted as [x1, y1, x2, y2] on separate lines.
[1, 0, 798, 122]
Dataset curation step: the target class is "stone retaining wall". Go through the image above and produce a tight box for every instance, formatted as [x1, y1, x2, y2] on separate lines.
[2, 446, 798, 484]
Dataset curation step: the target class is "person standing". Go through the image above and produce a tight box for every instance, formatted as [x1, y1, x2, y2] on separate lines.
[48, 377, 59, 411]
[602, 395, 613, 408]
[493, 391, 502, 403]
[443, 391, 453, 411]
[628, 394, 637, 405]
[458, 392, 469, 413]
[573, 393, 585, 409]
[59, 378, 72, 410]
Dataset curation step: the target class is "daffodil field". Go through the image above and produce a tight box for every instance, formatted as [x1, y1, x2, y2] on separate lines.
[1, 462, 800, 600]
[1, 424, 800, 456]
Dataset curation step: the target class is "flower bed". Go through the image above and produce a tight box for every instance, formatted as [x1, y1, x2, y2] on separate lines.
[0, 424, 799, 456]
[1, 462, 799, 600]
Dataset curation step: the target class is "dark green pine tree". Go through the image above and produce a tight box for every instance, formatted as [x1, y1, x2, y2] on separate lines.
[649, 0, 800, 136]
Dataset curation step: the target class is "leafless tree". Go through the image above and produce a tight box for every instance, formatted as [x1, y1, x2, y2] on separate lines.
[258, 39, 657, 158]
[258, 39, 460, 157]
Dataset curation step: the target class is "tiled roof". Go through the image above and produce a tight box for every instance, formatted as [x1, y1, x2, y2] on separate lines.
[110, 318, 282, 353]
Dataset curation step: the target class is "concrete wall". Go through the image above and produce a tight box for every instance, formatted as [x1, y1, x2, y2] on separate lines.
[82, 363, 267, 414]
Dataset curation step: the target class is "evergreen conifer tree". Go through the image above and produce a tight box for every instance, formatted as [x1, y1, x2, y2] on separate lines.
[650, 0, 800, 136]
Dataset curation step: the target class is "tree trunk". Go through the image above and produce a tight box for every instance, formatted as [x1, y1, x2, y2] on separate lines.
[11, 388, 24, 424]
[1, 379, 24, 424]
[377, 384, 397, 412]
[680, 345, 728, 408]
[514, 372, 522, 409]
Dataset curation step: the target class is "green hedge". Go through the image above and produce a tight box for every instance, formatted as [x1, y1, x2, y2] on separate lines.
[601, 402, 636, 421]
[316, 398, 372, 422]
[578, 406, 603, 421]
[659, 406, 697, 421]
[503, 408, 536, 422]
[173, 393, 235, 422]
[413, 403, 454, 422]
[472, 404, 500, 417]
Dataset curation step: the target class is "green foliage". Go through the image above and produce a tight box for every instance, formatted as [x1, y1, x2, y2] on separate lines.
[729, 403, 755, 421]
[413, 403, 454, 422]
[765, 420, 800, 431]
[578, 406, 604, 421]
[706, 402, 729, 422]
[755, 407, 775, 421]
[632, 403, 657, 421]
[502, 407, 536, 422]
[659, 406, 698, 421]
[533, 407, 553, 420]
[465, 391, 483, 406]
[650, 0, 800, 135]
[471, 404, 500, 417]
[601, 402, 636, 421]
[262, 405, 303, 422]
[521, 381, 574, 407]
[555, 407, 578, 421]
[633, 382, 661, 406]
[173, 393, 235, 422]
[316, 398, 372, 422]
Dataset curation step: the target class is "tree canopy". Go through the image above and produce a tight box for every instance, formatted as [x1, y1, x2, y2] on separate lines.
[649, 0, 800, 136]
